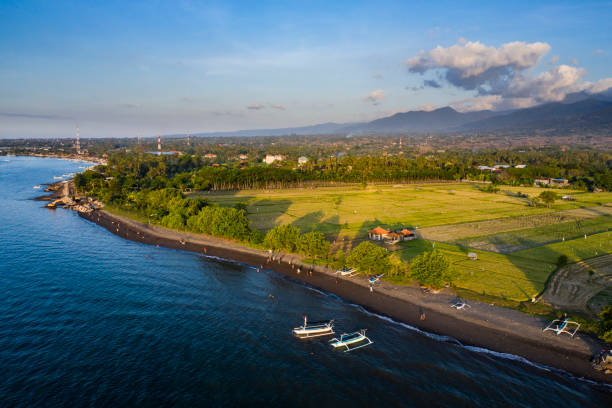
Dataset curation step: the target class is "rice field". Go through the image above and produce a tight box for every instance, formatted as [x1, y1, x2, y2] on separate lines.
[451, 214, 612, 253]
[202, 183, 612, 302]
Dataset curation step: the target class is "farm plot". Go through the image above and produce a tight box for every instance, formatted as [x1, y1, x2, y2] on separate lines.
[203, 183, 602, 239]
[394, 240, 553, 301]
[452, 214, 612, 253]
[418, 205, 612, 243]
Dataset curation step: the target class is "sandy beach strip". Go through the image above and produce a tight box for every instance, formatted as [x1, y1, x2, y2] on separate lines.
[77, 208, 611, 385]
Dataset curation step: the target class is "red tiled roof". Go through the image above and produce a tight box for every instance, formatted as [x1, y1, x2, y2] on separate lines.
[369, 226, 390, 235]
[399, 229, 414, 236]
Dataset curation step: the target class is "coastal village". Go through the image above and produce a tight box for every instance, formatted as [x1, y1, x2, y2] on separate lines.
[27, 134, 612, 382]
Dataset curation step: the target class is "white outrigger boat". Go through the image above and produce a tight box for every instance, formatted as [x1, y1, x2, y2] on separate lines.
[543, 317, 580, 338]
[368, 273, 384, 284]
[32, 185, 42, 189]
[337, 267, 357, 277]
[329, 329, 373, 352]
[293, 316, 335, 338]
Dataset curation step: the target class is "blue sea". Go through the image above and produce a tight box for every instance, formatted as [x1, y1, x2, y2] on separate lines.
[0, 156, 610, 407]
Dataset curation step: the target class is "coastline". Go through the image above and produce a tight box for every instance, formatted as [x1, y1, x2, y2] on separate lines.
[75, 207, 611, 385]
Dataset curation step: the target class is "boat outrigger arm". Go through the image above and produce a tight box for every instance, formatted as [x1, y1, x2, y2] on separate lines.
[329, 329, 373, 352]
[542, 317, 580, 338]
[292, 316, 335, 338]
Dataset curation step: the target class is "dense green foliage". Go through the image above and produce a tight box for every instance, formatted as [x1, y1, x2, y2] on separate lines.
[264, 225, 300, 252]
[598, 306, 612, 343]
[296, 232, 330, 259]
[346, 242, 391, 275]
[73, 146, 611, 197]
[409, 250, 457, 289]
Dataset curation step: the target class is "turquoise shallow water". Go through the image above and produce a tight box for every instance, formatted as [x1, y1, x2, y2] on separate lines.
[0, 156, 610, 407]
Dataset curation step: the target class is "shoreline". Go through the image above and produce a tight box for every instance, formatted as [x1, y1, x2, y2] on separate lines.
[75, 207, 611, 385]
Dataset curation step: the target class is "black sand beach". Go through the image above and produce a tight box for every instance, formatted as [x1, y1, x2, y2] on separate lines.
[76, 208, 611, 385]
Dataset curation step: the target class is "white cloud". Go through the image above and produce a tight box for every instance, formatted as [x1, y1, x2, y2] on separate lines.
[270, 103, 285, 110]
[364, 90, 385, 105]
[571, 58, 578, 65]
[584, 78, 612, 94]
[247, 104, 265, 110]
[593, 49, 605, 55]
[505, 65, 586, 102]
[372, 73, 383, 79]
[406, 40, 550, 90]
[407, 39, 612, 111]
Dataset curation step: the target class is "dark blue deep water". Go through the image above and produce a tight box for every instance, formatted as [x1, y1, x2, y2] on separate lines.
[0, 156, 610, 407]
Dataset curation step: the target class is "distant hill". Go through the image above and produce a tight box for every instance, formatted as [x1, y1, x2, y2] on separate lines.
[461, 98, 612, 131]
[349, 107, 501, 133]
[167, 88, 612, 137]
[178, 122, 353, 138]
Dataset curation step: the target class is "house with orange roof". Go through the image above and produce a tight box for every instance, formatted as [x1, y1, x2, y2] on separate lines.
[368, 226, 390, 241]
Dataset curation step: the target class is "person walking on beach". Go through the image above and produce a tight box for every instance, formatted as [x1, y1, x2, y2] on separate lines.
[369, 284, 373, 293]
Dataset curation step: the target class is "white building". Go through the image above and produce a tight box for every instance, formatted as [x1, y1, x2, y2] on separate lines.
[298, 156, 309, 165]
[264, 154, 285, 164]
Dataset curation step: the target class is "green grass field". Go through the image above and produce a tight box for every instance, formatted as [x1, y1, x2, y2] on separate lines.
[200, 183, 612, 302]
[452, 214, 612, 253]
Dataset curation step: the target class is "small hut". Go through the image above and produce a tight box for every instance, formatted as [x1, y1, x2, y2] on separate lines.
[468, 252, 478, 260]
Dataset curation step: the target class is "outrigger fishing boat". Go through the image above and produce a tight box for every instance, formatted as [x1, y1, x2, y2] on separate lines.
[292, 316, 335, 338]
[329, 329, 373, 352]
[542, 317, 580, 337]
[336, 267, 357, 277]
[368, 274, 384, 284]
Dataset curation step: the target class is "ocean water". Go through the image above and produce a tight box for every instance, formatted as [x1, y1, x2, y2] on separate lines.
[0, 156, 610, 407]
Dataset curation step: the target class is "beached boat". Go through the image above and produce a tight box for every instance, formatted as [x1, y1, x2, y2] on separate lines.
[53, 176, 63, 180]
[33, 185, 42, 189]
[337, 267, 357, 277]
[368, 274, 384, 284]
[293, 316, 334, 338]
[329, 329, 373, 352]
[543, 317, 580, 338]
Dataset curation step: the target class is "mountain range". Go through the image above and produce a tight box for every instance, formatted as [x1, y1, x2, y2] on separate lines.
[182, 88, 612, 137]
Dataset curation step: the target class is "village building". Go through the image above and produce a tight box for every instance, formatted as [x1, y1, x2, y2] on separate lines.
[203, 153, 217, 159]
[368, 226, 416, 242]
[368, 226, 389, 241]
[238, 153, 248, 160]
[535, 178, 569, 187]
[264, 154, 285, 165]
[298, 156, 309, 165]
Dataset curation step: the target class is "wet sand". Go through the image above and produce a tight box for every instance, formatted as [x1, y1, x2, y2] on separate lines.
[77, 209, 611, 385]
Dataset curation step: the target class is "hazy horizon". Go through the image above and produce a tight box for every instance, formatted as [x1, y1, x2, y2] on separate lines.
[1, 0, 611, 138]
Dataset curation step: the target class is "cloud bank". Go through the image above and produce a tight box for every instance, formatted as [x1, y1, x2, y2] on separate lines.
[406, 40, 612, 111]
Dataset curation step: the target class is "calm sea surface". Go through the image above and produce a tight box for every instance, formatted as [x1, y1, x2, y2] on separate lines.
[0, 156, 610, 407]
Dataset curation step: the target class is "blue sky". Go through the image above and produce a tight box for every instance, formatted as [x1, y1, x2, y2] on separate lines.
[1, 0, 611, 138]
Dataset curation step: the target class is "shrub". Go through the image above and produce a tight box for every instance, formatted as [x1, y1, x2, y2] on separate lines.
[264, 225, 300, 252]
[409, 250, 457, 289]
[557, 254, 568, 267]
[297, 231, 330, 259]
[346, 242, 391, 275]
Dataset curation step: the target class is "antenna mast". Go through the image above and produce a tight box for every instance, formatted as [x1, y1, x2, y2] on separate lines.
[75, 126, 81, 155]
[157, 134, 162, 153]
